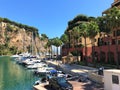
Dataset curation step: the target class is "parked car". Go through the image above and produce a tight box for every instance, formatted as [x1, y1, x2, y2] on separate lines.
[49, 76, 73, 90]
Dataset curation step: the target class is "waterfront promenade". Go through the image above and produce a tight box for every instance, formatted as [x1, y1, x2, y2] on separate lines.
[47, 60, 97, 76]
[47, 60, 104, 90]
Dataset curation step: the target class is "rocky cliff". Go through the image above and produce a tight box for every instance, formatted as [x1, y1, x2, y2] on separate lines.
[0, 21, 47, 55]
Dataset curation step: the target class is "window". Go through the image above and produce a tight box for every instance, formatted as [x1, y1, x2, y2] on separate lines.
[113, 31, 115, 37]
[79, 38, 82, 43]
[112, 39, 115, 45]
[117, 30, 120, 36]
[118, 40, 120, 45]
[112, 75, 119, 84]
[98, 38, 103, 46]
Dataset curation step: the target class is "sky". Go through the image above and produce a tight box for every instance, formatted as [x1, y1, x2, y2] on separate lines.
[0, 0, 113, 39]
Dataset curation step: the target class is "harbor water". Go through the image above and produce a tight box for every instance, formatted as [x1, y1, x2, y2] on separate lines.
[0, 56, 39, 90]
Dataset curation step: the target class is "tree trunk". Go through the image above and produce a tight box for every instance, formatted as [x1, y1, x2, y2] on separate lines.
[60, 45, 62, 59]
[107, 37, 111, 64]
[115, 30, 119, 68]
[92, 39, 96, 66]
[51, 46, 52, 59]
[77, 39, 79, 62]
[84, 37, 87, 65]
[57, 47, 58, 60]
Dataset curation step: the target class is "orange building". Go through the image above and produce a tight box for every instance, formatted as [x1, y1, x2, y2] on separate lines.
[62, 0, 120, 65]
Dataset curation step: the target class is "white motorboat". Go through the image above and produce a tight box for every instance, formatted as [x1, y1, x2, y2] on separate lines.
[11, 54, 20, 58]
[27, 63, 48, 69]
[34, 67, 55, 75]
[22, 58, 34, 66]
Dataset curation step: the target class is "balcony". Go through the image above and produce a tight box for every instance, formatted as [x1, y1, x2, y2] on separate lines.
[112, 0, 120, 7]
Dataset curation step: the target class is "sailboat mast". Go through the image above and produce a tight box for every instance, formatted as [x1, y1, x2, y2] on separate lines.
[23, 29, 25, 53]
[31, 32, 34, 55]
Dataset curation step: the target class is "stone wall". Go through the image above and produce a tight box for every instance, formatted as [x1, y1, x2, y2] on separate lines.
[62, 56, 77, 64]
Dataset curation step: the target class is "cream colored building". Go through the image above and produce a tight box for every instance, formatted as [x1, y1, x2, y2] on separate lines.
[104, 69, 120, 90]
[68, 29, 100, 48]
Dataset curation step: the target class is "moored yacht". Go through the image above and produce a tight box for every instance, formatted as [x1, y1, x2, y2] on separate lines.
[34, 67, 55, 75]
[27, 63, 48, 69]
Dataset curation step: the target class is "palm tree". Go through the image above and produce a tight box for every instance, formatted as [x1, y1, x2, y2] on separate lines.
[60, 34, 69, 56]
[87, 21, 99, 65]
[46, 39, 53, 59]
[60, 34, 69, 44]
[103, 7, 120, 68]
[77, 22, 89, 65]
[72, 26, 81, 62]
[73, 21, 99, 65]
[52, 37, 62, 60]
[97, 16, 113, 64]
[96, 17, 106, 64]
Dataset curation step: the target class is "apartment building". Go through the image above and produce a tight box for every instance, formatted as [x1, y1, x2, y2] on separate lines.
[62, 0, 120, 65]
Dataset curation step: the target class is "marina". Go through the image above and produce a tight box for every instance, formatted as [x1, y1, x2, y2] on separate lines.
[0, 56, 39, 90]
[0, 55, 104, 90]
[0, 55, 73, 90]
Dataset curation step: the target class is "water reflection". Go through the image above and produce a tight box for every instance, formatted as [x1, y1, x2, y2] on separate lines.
[0, 56, 38, 90]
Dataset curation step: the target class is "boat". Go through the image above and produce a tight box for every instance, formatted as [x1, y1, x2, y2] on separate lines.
[11, 54, 20, 58]
[21, 58, 34, 66]
[27, 63, 48, 69]
[34, 67, 55, 75]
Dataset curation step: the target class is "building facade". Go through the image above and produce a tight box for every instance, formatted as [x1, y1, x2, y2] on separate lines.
[62, 0, 120, 65]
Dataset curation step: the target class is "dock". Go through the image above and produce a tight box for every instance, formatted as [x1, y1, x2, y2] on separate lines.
[33, 82, 49, 90]
[33, 81, 85, 90]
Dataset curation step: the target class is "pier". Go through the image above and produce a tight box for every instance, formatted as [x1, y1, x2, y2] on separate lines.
[33, 82, 49, 90]
[33, 81, 84, 90]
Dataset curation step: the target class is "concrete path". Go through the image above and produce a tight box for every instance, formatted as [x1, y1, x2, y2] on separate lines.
[47, 60, 97, 76]
[61, 64, 97, 75]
